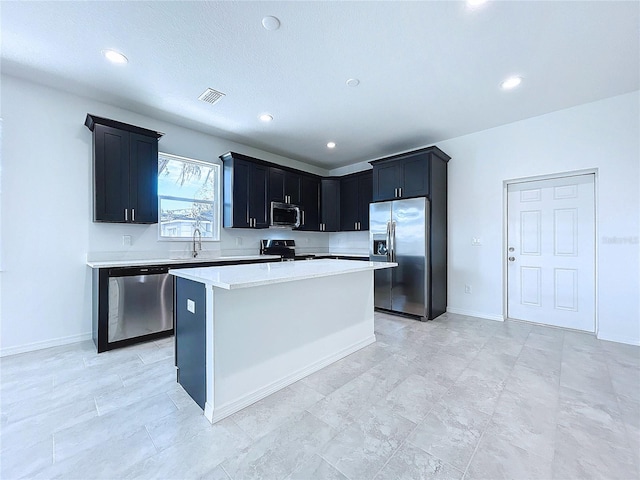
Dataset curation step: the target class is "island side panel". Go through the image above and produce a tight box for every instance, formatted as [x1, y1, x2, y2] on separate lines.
[210, 270, 375, 421]
[175, 277, 206, 409]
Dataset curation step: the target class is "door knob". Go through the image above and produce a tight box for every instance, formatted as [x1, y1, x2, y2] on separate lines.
[508, 256, 515, 262]
[508, 247, 515, 252]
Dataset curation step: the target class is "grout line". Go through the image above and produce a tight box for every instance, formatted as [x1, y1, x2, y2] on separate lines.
[219, 462, 233, 480]
[52, 434, 56, 464]
[318, 452, 353, 480]
[144, 424, 159, 453]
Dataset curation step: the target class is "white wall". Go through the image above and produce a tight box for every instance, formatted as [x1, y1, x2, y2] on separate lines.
[0, 75, 339, 355]
[2, 74, 637, 354]
[440, 91, 640, 345]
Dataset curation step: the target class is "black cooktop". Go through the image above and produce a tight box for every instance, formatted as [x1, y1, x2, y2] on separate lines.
[260, 239, 296, 259]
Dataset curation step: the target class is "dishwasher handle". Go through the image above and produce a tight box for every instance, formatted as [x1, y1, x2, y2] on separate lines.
[108, 265, 170, 277]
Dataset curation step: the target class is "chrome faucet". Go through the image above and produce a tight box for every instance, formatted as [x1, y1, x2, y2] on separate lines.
[192, 228, 202, 257]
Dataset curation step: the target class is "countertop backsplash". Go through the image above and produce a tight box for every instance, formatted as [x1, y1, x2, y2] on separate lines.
[87, 227, 370, 264]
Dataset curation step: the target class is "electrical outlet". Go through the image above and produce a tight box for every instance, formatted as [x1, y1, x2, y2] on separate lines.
[465, 284, 472, 294]
[235, 237, 242, 246]
[187, 299, 196, 314]
[472, 237, 482, 246]
[122, 235, 132, 246]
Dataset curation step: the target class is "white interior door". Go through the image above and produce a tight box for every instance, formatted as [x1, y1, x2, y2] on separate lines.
[507, 174, 595, 332]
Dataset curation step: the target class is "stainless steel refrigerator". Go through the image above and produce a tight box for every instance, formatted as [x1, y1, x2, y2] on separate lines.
[369, 197, 431, 319]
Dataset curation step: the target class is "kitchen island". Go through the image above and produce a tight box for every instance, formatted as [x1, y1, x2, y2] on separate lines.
[169, 259, 396, 424]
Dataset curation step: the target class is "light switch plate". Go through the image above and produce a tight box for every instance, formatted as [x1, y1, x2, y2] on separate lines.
[187, 299, 196, 314]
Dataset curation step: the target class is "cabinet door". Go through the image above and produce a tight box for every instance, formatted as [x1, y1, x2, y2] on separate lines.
[93, 124, 130, 222]
[250, 163, 269, 228]
[298, 176, 320, 231]
[321, 178, 340, 232]
[400, 154, 430, 198]
[285, 172, 301, 205]
[269, 168, 301, 204]
[269, 168, 286, 203]
[129, 133, 159, 223]
[358, 171, 373, 230]
[231, 160, 251, 228]
[340, 176, 359, 231]
[372, 162, 400, 202]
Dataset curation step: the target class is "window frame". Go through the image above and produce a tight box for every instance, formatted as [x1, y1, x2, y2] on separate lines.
[157, 152, 222, 242]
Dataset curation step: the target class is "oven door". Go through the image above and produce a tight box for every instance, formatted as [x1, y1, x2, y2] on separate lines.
[270, 202, 301, 228]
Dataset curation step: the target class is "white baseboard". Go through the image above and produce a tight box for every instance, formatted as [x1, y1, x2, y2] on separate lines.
[206, 334, 376, 424]
[446, 307, 504, 322]
[596, 331, 640, 346]
[0, 332, 93, 357]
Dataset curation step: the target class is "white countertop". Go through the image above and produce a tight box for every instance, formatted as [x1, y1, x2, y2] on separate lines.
[86, 254, 280, 268]
[169, 259, 396, 290]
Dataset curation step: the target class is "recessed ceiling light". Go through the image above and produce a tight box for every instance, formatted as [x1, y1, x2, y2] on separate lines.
[259, 114, 273, 122]
[102, 49, 128, 64]
[500, 76, 522, 90]
[346, 78, 360, 87]
[327, 142, 336, 149]
[262, 16, 281, 31]
[467, 0, 488, 7]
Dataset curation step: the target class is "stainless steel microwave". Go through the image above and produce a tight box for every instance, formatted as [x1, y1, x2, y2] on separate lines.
[270, 202, 301, 228]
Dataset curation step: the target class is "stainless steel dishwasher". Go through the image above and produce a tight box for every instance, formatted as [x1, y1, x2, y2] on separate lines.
[106, 265, 173, 344]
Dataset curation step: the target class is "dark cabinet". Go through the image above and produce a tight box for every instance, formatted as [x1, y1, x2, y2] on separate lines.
[320, 178, 340, 232]
[371, 148, 450, 202]
[298, 175, 320, 231]
[175, 277, 206, 409]
[340, 171, 372, 231]
[85, 114, 163, 223]
[269, 168, 301, 205]
[370, 145, 451, 319]
[221, 152, 269, 229]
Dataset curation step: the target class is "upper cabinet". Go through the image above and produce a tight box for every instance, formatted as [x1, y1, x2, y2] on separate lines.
[85, 114, 163, 224]
[340, 171, 372, 231]
[269, 168, 301, 205]
[297, 175, 321, 231]
[370, 146, 450, 202]
[221, 152, 269, 229]
[320, 178, 340, 232]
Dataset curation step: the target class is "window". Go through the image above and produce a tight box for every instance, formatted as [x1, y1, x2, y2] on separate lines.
[158, 153, 220, 240]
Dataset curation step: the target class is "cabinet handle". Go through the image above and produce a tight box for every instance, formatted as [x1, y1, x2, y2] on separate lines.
[132, 209, 135, 222]
[302, 211, 305, 226]
[399, 187, 402, 197]
[124, 208, 128, 221]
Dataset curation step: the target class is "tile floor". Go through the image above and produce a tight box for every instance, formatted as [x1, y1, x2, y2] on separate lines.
[1, 312, 639, 480]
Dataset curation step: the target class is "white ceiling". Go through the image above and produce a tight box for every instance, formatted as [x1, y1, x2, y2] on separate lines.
[1, 1, 638, 169]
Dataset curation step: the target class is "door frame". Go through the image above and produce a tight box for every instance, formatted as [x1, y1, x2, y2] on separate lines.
[502, 168, 599, 333]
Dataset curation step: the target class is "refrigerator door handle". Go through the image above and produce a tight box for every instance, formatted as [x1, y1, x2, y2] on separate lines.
[390, 221, 397, 262]
[386, 221, 392, 261]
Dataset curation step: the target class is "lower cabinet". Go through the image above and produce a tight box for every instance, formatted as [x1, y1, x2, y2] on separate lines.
[175, 277, 206, 409]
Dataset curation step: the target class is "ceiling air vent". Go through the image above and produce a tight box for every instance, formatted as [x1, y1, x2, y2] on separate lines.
[198, 88, 225, 105]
